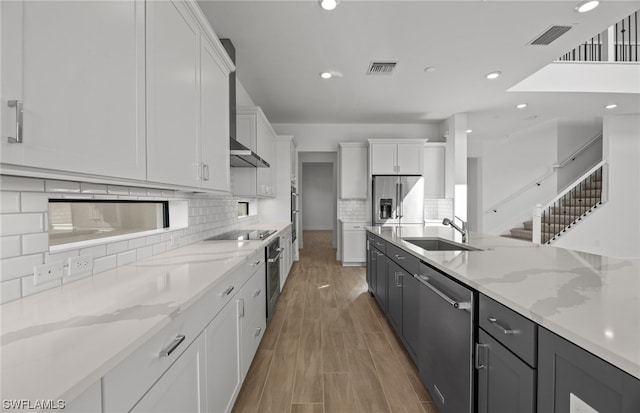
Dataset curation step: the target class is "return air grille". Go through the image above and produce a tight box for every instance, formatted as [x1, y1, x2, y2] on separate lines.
[367, 61, 397, 75]
[529, 25, 572, 45]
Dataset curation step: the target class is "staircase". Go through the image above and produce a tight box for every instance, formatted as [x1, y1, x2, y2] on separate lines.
[508, 165, 604, 244]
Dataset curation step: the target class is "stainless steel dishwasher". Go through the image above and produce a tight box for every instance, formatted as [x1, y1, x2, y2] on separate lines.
[417, 261, 475, 413]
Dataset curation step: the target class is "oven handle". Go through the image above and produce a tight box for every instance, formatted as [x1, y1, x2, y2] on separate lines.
[268, 251, 283, 263]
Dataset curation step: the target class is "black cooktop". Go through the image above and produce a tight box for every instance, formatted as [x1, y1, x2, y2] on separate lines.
[205, 229, 276, 241]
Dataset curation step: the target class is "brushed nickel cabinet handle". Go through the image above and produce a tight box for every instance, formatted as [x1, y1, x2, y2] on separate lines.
[254, 327, 262, 337]
[488, 317, 517, 335]
[221, 286, 235, 296]
[159, 335, 185, 358]
[8, 100, 23, 144]
[253, 289, 262, 297]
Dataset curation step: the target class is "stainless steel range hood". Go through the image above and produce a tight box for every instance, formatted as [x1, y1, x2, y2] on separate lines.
[230, 138, 270, 168]
[221, 38, 269, 169]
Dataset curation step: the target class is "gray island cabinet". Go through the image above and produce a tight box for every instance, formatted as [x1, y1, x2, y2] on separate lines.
[364, 227, 640, 413]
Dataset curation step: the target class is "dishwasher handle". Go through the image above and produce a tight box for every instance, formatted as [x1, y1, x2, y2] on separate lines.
[418, 275, 471, 311]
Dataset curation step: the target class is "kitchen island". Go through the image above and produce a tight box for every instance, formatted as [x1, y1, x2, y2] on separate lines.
[367, 225, 640, 413]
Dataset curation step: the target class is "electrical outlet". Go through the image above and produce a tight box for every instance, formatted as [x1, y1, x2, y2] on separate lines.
[33, 261, 64, 285]
[68, 254, 94, 276]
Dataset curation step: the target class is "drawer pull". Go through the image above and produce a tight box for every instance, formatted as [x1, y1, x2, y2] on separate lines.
[419, 276, 471, 311]
[475, 343, 488, 369]
[252, 260, 262, 266]
[375, 251, 384, 256]
[221, 286, 235, 296]
[254, 327, 262, 337]
[376, 242, 384, 246]
[159, 335, 186, 358]
[394, 254, 406, 260]
[253, 289, 262, 297]
[7, 100, 23, 144]
[488, 317, 517, 335]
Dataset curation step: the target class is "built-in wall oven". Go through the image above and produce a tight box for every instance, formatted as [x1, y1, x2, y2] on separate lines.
[266, 237, 282, 319]
[291, 185, 298, 243]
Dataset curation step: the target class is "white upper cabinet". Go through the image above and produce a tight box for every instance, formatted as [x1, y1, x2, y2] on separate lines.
[1, 0, 146, 179]
[231, 107, 276, 198]
[146, 0, 200, 188]
[199, 36, 230, 192]
[424, 144, 446, 198]
[369, 140, 425, 175]
[339, 143, 368, 199]
[146, 0, 233, 190]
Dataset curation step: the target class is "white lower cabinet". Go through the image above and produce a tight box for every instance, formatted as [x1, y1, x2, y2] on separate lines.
[342, 222, 368, 265]
[132, 334, 206, 413]
[205, 294, 242, 413]
[279, 227, 293, 290]
[238, 265, 267, 379]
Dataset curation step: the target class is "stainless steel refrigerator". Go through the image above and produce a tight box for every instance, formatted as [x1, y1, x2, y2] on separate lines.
[372, 175, 424, 225]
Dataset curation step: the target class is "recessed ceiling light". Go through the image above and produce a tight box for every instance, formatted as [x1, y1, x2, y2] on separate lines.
[319, 0, 338, 11]
[486, 71, 502, 80]
[516, 103, 528, 109]
[605, 104, 617, 109]
[466, 129, 473, 134]
[575, 0, 599, 13]
[320, 72, 332, 79]
[424, 66, 436, 73]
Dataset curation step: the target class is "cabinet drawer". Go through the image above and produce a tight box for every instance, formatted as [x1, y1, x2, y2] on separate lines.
[386, 243, 419, 276]
[343, 222, 368, 231]
[479, 294, 537, 367]
[367, 233, 386, 253]
[103, 266, 246, 412]
[240, 265, 266, 325]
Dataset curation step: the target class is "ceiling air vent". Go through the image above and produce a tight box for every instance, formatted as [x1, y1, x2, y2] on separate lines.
[529, 25, 573, 46]
[367, 61, 397, 75]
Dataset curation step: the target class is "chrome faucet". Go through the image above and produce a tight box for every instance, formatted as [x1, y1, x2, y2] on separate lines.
[442, 216, 469, 243]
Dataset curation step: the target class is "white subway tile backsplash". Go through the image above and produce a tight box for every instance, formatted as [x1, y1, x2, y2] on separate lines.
[129, 187, 147, 196]
[79, 245, 107, 259]
[0, 213, 44, 236]
[117, 250, 137, 266]
[21, 192, 49, 212]
[146, 234, 161, 245]
[45, 180, 81, 193]
[127, 237, 146, 249]
[93, 255, 117, 275]
[1, 192, 20, 213]
[1, 236, 21, 259]
[80, 183, 108, 194]
[106, 241, 128, 255]
[152, 242, 167, 255]
[1, 278, 21, 304]
[62, 194, 93, 199]
[21, 275, 61, 298]
[107, 185, 130, 195]
[1, 253, 44, 282]
[22, 233, 49, 254]
[46, 250, 79, 264]
[136, 246, 153, 260]
[0, 176, 45, 192]
[147, 189, 162, 196]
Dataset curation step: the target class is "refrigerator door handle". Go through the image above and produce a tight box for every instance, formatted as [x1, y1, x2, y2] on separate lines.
[395, 182, 400, 219]
[399, 182, 404, 219]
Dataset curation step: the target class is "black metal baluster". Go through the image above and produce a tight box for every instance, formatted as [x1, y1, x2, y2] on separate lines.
[615, 22, 619, 61]
[635, 12, 638, 62]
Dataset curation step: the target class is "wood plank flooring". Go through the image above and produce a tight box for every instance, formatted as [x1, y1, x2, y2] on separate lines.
[232, 231, 439, 413]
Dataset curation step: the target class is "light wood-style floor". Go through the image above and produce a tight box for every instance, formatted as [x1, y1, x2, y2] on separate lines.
[232, 230, 439, 413]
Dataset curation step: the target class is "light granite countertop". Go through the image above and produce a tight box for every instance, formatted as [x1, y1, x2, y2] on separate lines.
[366, 225, 640, 380]
[0, 222, 291, 408]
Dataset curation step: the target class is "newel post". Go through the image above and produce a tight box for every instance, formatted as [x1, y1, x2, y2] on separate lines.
[532, 204, 542, 245]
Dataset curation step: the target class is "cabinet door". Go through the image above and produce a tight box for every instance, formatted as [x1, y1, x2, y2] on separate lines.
[477, 330, 535, 413]
[340, 146, 368, 199]
[396, 143, 423, 175]
[343, 230, 366, 263]
[370, 143, 397, 175]
[206, 298, 241, 413]
[374, 251, 387, 310]
[256, 117, 275, 197]
[401, 273, 420, 360]
[537, 328, 640, 413]
[131, 334, 206, 413]
[1, 0, 146, 179]
[386, 260, 403, 335]
[146, 0, 200, 187]
[200, 36, 230, 192]
[424, 146, 445, 198]
[64, 380, 102, 413]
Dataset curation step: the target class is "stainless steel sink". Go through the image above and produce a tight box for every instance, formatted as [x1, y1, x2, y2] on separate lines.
[402, 237, 482, 251]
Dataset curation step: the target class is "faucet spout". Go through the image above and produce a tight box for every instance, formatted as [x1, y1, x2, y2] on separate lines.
[442, 217, 469, 243]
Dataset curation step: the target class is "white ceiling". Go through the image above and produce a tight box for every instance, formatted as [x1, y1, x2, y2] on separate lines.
[198, 1, 640, 142]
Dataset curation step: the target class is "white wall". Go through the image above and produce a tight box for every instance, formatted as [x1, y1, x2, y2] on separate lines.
[554, 115, 640, 258]
[302, 163, 334, 230]
[557, 118, 602, 191]
[481, 120, 559, 235]
[273, 123, 442, 152]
